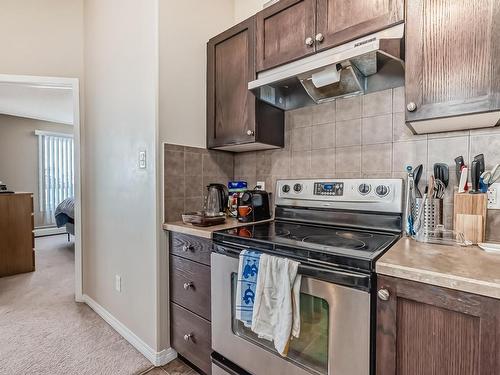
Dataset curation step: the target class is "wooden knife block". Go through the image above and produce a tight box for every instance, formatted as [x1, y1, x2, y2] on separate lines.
[453, 193, 488, 244]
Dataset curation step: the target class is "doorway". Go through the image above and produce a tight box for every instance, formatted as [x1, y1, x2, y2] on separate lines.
[0, 74, 82, 300]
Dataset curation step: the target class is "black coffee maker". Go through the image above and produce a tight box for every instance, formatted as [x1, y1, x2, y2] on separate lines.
[237, 190, 271, 223]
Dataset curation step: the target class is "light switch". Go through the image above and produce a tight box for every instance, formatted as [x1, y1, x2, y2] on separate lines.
[139, 150, 146, 169]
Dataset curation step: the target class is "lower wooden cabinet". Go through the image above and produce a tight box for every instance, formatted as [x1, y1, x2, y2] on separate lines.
[376, 275, 500, 375]
[171, 303, 212, 374]
[169, 231, 212, 374]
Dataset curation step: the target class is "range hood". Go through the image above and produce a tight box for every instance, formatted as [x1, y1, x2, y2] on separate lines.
[248, 24, 405, 111]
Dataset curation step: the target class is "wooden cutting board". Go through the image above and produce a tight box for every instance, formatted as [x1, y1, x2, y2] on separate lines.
[453, 193, 488, 243]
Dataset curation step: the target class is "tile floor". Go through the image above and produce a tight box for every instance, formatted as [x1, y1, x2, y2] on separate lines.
[143, 358, 199, 375]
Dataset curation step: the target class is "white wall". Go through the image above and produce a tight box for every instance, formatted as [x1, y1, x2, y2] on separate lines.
[159, 0, 235, 148]
[83, 0, 160, 350]
[0, 0, 83, 77]
[234, 0, 268, 22]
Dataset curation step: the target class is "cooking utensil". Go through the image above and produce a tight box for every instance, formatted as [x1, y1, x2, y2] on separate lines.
[405, 166, 416, 236]
[481, 163, 500, 186]
[433, 179, 446, 199]
[454, 156, 465, 184]
[433, 163, 449, 188]
[470, 160, 481, 193]
[413, 164, 423, 198]
[428, 175, 434, 199]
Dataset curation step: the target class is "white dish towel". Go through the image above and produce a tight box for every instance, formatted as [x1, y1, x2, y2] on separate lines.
[251, 253, 302, 356]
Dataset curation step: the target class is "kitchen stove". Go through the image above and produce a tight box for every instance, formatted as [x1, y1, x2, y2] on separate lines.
[211, 179, 404, 375]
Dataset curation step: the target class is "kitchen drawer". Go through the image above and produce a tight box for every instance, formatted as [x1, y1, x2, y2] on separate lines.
[170, 255, 211, 321]
[169, 232, 212, 266]
[171, 303, 212, 375]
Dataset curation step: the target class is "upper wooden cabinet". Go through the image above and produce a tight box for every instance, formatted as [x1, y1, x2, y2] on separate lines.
[256, 0, 316, 72]
[377, 275, 500, 375]
[256, 0, 404, 71]
[316, 0, 404, 52]
[405, 0, 500, 126]
[207, 18, 284, 151]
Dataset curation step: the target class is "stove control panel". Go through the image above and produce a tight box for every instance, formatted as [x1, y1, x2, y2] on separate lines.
[276, 178, 404, 214]
[314, 182, 344, 196]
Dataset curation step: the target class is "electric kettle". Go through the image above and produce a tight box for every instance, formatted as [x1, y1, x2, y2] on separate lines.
[205, 183, 229, 216]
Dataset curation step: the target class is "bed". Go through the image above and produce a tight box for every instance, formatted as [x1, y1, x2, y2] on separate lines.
[55, 197, 75, 237]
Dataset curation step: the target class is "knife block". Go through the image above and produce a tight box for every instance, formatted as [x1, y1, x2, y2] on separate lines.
[453, 193, 488, 244]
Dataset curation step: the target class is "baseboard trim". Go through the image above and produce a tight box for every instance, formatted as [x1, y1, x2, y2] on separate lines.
[34, 226, 67, 237]
[82, 294, 177, 366]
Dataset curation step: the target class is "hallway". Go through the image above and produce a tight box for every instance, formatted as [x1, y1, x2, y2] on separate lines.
[0, 235, 153, 375]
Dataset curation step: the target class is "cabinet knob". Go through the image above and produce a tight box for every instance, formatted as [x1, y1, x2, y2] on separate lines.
[305, 37, 314, 46]
[315, 33, 324, 43]
[246, 130, 255, 136]
[183, 282, 193, 290]
[182, 245, 192, 252]
[183, 333, 193, 341]
[407, 102, 417, 112]
[378, 288, 390, 301]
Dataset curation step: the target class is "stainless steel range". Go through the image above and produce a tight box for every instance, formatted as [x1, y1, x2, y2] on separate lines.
[211, 179, 404, 375]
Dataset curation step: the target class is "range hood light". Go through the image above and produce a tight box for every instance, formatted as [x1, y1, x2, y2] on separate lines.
[311, 65, 342, 88]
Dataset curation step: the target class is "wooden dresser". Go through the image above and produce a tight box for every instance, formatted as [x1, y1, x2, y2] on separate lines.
[169, 231, 212, 374]
[0, 193, 35, 277]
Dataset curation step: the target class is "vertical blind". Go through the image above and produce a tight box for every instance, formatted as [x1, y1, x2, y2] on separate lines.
[36, 130, 74, 225]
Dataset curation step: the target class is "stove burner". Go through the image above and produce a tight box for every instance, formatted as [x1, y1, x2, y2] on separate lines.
[301, 235, 367, 250]
[273, 229, 291, 237]
[335, 231, 374, 240]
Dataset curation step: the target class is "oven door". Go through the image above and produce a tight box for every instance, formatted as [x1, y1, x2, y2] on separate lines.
[211, 251, 371, 375]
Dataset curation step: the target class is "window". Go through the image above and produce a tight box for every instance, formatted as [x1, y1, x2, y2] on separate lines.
[36, 130, 74, 226]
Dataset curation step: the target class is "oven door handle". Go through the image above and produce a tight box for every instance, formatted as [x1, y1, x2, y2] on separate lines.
[213, 242, 371, 291]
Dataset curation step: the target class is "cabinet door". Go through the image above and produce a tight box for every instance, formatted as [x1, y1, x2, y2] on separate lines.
[256, 0, 316, 72]
[316, 0, 403, 51]
[376, 275, 500, 375]
[405, 0, 500, 123]
[207, 19, 256, 148]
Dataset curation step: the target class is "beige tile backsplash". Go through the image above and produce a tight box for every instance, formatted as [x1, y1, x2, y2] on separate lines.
[164, 144, 233, 222]
[232, 87, 500, 240]
[164, 87, 500, 240]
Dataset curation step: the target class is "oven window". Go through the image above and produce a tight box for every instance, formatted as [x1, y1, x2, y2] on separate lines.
[231, 273, 329, 375]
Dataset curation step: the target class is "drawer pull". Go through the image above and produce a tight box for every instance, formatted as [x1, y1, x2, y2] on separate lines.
[182, 245, 193, 252]
[183, 282, 193, 290]
[184, 333, 193, 341]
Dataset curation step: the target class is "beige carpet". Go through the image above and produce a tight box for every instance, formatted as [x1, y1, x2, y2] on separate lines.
[0, 235, 154, 375]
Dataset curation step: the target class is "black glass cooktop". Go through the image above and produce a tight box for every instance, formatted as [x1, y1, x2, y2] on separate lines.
[213, 220, 400, 272]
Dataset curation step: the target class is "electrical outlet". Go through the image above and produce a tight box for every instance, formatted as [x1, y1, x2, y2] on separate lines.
[488, 183, 500, 209]
[257, 181, 265, 191]
[115, 275, 121, 292]
[138, 151, 146, 169]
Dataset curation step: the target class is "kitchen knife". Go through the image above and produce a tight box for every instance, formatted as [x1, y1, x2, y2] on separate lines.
[454, 156, 464, 184]
[470, 160, 481, 193]
[458, 167, 468, 193]
[474, 154, 485, 175]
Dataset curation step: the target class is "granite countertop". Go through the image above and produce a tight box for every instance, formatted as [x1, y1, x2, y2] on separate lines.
[377, 237, 500, 300]
[163, 217, 272, 239]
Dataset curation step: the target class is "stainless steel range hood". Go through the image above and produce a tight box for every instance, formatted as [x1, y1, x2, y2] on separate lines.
[248, 24, 405, 111]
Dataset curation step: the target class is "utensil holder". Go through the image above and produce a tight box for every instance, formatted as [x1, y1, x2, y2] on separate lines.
[415, 198, 443, 235]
